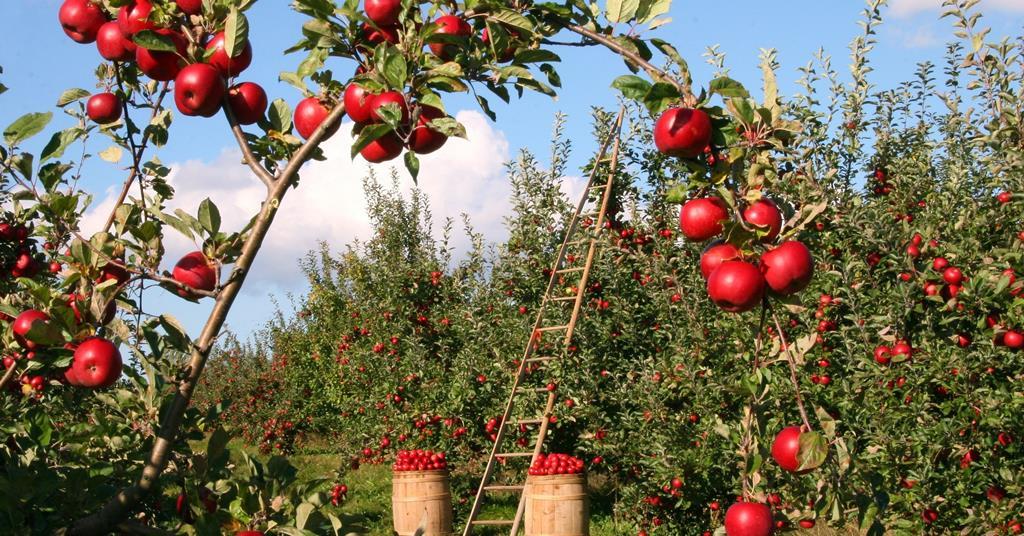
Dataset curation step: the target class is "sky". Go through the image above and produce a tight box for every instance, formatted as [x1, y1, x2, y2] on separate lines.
[2, 0, 1024, 341]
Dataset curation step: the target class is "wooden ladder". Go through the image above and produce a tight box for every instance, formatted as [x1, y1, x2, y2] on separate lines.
[462, 108, 625, 535]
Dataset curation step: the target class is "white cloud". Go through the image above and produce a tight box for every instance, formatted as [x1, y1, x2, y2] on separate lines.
[81, 111, 542, 293]
[890, 0, 1024, 17]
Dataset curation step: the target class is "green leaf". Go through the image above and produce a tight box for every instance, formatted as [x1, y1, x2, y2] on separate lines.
[607, 0, 639, 23]
[99, 146, 123, 163]
[797, 430, 828, 472]
[637, 0, 671, 23]
[404, 151, 420, 183]
[709, 77, 750, 98]
[4, 111, 52, 145]
[56, 88, 91, 107]
[40, 128, 85, 162]
[428, 117, 466, 138]
[269, 99, 293, 133]
[198, 198, 221, 235]
[611, 75, 651, 100]
[382, 48, 408, 90]
[132, 30, 178, 52]
[488, 10, 535, 33]
[350, 124, 394, 158]
[224, 8, 250, 59]
[513, 49, 560, 64]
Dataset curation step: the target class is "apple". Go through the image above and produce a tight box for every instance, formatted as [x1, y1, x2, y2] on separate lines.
[1004, 330, 1024, 350]
[176, 0, 203, 15]
[742, 199, 782, 241]
[86, 93, 122, 125]
[760, 241, 814, 296]
[362, 22, 399, 44]
[294, 97, 341, 140]
[136, 29, 187, 81]
[429, 15, 472, 60]
[527, 453, 584, 476]
[236, 533, 264, 536]
[174, 64, 226, 117]
[700, 242, 741, 279]
[227, 82, 268, 125]
[71, 337, 123, 389]
[13, 310, 50, 350]
[59, 0, 107, 44]
[360, 133, 404, 163]
[344, 83, 376, 124]
[172, 251, 218, 298]
[364, 0, 402, 26]
[707, 260, 765, 313]
[942, 266, 963, 285]
[118, 0, 155, 36]
[724, 502, 773, 536]
[394, 449, 449, 471]
[932, 257, 948, 271]
[997, 191, 1013, 204]
[873, 345, 891, 365]
[407, 105, 448, 154]
[369, 90, 410, 124]
[205, 32, 253, 77]
[921, 508, 938, 525]
[64, 364, 82, 386]
[679, 197, 729, 241]
[653, 107, 712, 158]
[96, 21, 136, 62]
[771, 426, 807, 472]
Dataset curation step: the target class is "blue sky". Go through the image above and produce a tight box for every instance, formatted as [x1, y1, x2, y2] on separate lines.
[3, 0, 1024, 341]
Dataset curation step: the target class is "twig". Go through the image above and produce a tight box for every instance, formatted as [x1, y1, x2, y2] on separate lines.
[771, 310, 814, 432]
[222, 94, 276, 188]
[0, 362, 18, 393]
[565, 24, 690, 98]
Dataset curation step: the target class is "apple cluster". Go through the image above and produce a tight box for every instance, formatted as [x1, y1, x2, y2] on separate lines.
[528, 453, 585, 476]
[393, 449, 448, 472]
[330, 483, 348, 507]
[0, 222, 50, 280]
[7, 309, 123, 391]
[59, 0, 269, 129]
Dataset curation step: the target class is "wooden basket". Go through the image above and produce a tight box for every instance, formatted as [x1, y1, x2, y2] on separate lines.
[392, 470, 453, 536]
[524, 473, 589, 536]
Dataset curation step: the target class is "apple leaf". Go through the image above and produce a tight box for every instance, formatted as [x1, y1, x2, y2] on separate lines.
[40, 127, 85, 163]
[664, 182, 691, 204]
[611, 75, 651, 100]
[268, 99, 293, 133]
[4, 111, 52, 146]
[56, 88, 91, 107]
[797, 430, 828, 472]
[224, 8, 250, 59]
[709, 77, 750, 99]
[198, 198, 221, 235]
[99, 146, 123, 163]
[24, 319, 66, 347]
[489, 9, 535, 34]
[382, 49, 409, 90]
[513, 49, 560, 64]
[132, 30, 178, 53]
[607, 0, 639, 24]
[428, 116, 466, 138]
[404, 151, 420, 183]
[637, 0, 671, 24]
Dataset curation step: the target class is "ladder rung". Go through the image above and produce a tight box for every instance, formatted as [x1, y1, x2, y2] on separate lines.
[525, 356, 556, 363]
[567, 239, 592, 246]
[536, 325, 569, 332]
[484, 484, 526, 492]
[551, 295, 577, 302]
[515, 418, 544, 425]
[516, 386, 551, 393]
[472, 520, 514, 526]
[556, 267, 584, 274]
[496, 452, 534, 458]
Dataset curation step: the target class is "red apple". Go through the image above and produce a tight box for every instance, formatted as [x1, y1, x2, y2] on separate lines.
[724, 501, 773, 536]
[761, 241, 814, 296]
[407, 105, 447, 154]
[118, 0, 155, 36]
[942, 267, 963, 285]
[362, 23, 399, 44]
[873, 345, 891, 365]
[742, 199, 782, 241]
[653, 107, 712, 159]
[294, 97, 341, 140]
[172, 251, 218, 298]
[96, 21, 137, 62]
[135, 29, 187, 81]
[87, 93, 123, 125]
[360, 132, 404, 163]
[236, 533, 264, 536]
[364, 0, 402, 26]
[1005, 330, 1024, 350]
[707, 260, 765, 313]
[429, 15, 472, 60]
[59, 0, 107, 44]
[13, 310, 50, 350]
[71, 337, 122, 389]
[997, 191, 1013, 204]
[174, 64, 226, 117]
[227, 82, 268, 125]
[679, 197, 729, 241]
[771, 426, 806, 472]
[344, 83, 376, 124]
[921, 508, 938, 525]
[369, 90, 410, 124]
[700, 242, 741, 279]
[176, 0, 203, 15]
[205, 32, 253, 77]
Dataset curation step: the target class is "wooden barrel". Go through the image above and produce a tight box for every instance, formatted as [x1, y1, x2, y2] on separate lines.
[524, 474, 589, 536]
[392, 470, 453, 536]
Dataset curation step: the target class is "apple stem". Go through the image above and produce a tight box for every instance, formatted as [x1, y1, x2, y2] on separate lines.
[69, 103, 347, 536]
[772, 310, 814, 432]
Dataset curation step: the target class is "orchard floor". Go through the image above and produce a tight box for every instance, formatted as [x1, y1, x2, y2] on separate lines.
[234, 443, 846, 536]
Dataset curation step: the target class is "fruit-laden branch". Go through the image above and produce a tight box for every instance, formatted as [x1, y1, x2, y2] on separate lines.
[69, 103, 348, 535]
[222, 95, 276, 188]
[102, 80, 171, 234]
[563, 24, 690, 98]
